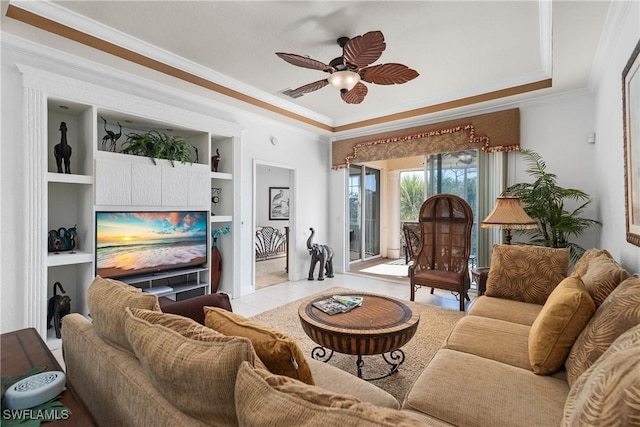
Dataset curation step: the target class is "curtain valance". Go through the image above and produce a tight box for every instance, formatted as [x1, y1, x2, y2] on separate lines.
[331, 108, 520, 168]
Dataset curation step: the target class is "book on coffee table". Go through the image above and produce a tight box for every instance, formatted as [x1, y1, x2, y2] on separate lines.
[312, 295, 363, 315]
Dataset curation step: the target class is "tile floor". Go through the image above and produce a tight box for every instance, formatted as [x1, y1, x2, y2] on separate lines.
[232, 272, 478, 317]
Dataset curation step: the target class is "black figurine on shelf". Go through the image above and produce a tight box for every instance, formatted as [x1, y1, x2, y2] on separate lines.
[47, 281, 71, 339]
[101, 116, 121, 152]
[54, 122, 72, 174]
[212, 148, 221, 172]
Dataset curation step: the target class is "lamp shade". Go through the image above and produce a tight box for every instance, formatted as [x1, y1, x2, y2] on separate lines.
[327, 71, 361, 92]
[481, 197, 537, 230]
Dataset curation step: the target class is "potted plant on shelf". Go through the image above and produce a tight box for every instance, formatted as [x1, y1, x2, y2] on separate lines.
[120, 130, 193, 166]
[504, 149, 601, 263]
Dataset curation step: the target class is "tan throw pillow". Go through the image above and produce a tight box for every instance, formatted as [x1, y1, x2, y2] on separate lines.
[235, 362, 424, 427]
[562, 324, 640, 426]
[86, 275, 160, 352]
[565, 276, 640, 387]
[571, 248, 612, 277]
[528, 276, 595, 375]
[129, 307, 225, 339]
[578, 256, 629, 308]
[129, 307, 269, 371]
[124, 307, 260, 426]
[204, 307, 314, 385]
[485, 245, 570, 304]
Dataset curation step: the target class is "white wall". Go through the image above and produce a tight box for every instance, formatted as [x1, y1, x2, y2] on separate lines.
[511, 91, 599, 252]
[255, 164, 290, 228]
[592, 1, 640, 273]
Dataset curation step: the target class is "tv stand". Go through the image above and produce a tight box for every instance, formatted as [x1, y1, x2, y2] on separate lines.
[119, 267, 210, 300]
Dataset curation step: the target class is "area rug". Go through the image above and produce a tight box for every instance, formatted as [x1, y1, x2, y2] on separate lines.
[251, 287, 465, 403]
[255, 257, 288, 289]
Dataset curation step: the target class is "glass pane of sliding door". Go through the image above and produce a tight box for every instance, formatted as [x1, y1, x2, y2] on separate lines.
[364, 167, 380, 258]
[348, 165, 380, 262]
[425, 150, 479, 265]
[348, 165, 362, 262]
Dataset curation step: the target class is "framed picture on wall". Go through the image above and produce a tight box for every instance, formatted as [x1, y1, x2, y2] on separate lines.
[623, 39, 640, 247]
[269, 187, 290, 220]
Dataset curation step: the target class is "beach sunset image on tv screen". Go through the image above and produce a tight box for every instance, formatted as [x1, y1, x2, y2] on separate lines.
[96, 211, 208, 279]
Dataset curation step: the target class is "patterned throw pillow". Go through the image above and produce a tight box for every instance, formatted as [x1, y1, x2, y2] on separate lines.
[124, 308, 260, 426]
[86, 275, 160, 352]
[234, 362, 425, 427]
[562, 324, 640, 426]
[204, 307, 314, 385]
[565, 277, 640, 386]
[578, 256, 629, 308]
[571, 248, 612, 277]
[528, 276, 595, 375]
[485, 245, 570, 304]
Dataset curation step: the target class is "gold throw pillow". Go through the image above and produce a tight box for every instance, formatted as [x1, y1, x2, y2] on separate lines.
[204, 306, 314, 385]
[528, 276, 595, 375]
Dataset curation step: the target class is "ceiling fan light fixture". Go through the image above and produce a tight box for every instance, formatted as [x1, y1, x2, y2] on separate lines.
[328, 70, 360, 92]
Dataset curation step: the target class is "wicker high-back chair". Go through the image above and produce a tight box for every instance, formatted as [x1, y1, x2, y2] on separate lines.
[409, 194, 473, 311]
[402, 222, 421, 265]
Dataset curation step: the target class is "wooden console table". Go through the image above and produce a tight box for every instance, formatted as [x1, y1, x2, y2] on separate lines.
[1, 328, 96, 426]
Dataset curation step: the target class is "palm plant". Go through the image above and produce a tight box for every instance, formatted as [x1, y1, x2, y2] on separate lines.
[400, 173, 425, 221]
[504, 149, 600, 263]
[120, 130, 193, 166]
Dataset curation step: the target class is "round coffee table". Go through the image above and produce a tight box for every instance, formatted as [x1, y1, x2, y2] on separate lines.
[298, 292, 420, 380]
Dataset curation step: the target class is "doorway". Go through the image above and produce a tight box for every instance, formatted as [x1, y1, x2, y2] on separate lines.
[253, 162, 295, 290]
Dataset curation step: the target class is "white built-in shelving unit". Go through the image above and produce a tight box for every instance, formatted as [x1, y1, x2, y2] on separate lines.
[19, 64, 241, 349]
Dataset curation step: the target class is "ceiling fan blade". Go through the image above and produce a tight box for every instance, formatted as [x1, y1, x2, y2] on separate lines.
[275, 53, 333, 71]
[361, 63, 419, 85]
[343, 31, 386, 69]
[341, 82, 368, 104]
[287, 79, 330, 97]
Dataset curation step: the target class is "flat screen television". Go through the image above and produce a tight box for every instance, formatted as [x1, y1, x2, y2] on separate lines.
[95, 211, 208, 279]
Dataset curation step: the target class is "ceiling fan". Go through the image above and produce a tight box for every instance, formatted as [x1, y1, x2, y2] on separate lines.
[276, 30, 419, 104]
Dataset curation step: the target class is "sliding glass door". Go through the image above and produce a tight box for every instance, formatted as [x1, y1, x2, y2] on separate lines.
[349, 165, 380, 262]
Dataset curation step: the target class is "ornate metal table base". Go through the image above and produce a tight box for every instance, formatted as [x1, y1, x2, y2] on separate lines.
[311, 345, 406, 381]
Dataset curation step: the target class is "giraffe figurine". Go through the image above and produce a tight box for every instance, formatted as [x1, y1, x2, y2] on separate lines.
[54, 122, 72, 174]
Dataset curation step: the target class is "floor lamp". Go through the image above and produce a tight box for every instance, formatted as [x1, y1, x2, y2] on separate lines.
[481, 196, 537, 244]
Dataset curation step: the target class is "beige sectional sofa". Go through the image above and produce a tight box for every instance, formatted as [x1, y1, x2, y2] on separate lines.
[62, 247, 640, 426]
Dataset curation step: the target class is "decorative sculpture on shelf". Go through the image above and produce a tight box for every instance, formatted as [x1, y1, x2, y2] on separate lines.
[211, 224, 231, 292]
[306, 227, 334, 281]
[212, 148, 221, 172]
[47, 225, 77, 253]
[47, 281, 71, 339]
[101, 116, 122, 152]
[54, 122, 72, 174]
